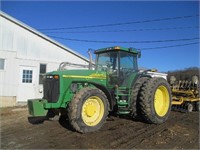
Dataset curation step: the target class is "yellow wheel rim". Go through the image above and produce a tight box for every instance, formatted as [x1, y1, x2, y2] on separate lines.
[82, 96, 104, 126]
[154, 86, 170, 117]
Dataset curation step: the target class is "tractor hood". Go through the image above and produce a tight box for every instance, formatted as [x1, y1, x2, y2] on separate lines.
[46, 70, 106, 80]
[41, 69, 107, 109]
[45, 70, 107, 87]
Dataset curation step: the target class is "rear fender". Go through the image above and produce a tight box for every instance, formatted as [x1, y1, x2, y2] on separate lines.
[131, 73, 151, 88]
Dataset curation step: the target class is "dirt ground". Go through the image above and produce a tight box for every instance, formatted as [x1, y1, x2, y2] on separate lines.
[0, 106, 199, 149]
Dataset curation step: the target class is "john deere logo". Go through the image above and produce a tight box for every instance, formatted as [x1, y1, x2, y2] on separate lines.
[89, 73, 106, 79]
[63, 73, 106, 80]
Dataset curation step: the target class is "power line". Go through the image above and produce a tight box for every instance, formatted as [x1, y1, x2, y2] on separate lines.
[39, 14, 199, 31]
[141, 42, 199, 50]
[49, 35, 199, 43]
[83, 42, 199, 57]
[44, 26, 199, 34]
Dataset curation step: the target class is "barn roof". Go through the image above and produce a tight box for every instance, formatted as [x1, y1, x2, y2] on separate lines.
[0, 11, 89, 62]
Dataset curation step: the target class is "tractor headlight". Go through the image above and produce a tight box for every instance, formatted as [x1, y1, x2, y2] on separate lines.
[45, 75, 59, 79]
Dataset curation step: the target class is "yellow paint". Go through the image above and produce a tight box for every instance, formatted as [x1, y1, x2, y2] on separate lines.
[171, 97, 184, 105]
[81, 96, 104, 126]
[90, 73, 106, 78]
[172, 89, 196, 98]
[172, 97, 200, 105]
[154, 86, 170, 117]
[63, 73, 106, 80]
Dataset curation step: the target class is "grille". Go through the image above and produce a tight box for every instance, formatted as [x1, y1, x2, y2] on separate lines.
[43, 77, 60, 103]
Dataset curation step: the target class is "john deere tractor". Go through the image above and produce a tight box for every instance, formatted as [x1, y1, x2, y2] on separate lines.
[28, 46, 172, 133]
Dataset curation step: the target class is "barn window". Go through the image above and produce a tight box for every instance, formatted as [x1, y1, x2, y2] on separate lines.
[39, 64, 46, 84]
[0, 58, 5, 70]
[22, 70, 33, 83]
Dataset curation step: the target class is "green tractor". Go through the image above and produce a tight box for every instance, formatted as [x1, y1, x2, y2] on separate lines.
[28, 46, 172, 133]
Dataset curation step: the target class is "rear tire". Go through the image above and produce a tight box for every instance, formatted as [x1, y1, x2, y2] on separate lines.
[196, 101, 200, 111]
[139, 77, 172, 124]
[68, 87, 109, 133]
[131, 77, 150, 117]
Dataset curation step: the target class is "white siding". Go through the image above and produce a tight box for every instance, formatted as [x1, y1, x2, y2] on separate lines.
[0, 12, 89, 105]
[1, 15, 88, 65]
[0, 51, 17, 97]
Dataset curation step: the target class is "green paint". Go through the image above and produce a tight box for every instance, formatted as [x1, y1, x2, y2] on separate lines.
[28, 99, 48, 116]
[28, 46, 142, 116]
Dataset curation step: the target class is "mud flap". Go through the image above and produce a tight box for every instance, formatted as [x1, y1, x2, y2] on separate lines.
[28, 99, 48, 117]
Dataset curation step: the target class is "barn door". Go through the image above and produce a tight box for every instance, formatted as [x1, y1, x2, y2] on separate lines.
[17, 66, 36, 102]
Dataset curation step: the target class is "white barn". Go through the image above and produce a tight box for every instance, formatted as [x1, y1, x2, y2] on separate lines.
[0, 11, 89, 107]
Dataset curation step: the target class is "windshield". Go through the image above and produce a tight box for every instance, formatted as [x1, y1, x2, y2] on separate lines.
[96, 51, 118, 73]
[120, 51, 138, 72]
[96, 51, 138, 86]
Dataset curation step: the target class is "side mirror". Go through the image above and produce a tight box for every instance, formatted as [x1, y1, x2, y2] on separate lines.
[138, 50, 141, 58]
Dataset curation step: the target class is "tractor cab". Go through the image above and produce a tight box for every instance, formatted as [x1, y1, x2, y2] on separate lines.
[94, 46, 140, 86]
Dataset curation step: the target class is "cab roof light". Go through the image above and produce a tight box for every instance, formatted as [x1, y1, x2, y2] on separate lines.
[114, 46, 120, 50]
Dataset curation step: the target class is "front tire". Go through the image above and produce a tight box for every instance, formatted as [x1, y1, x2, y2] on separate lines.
[139, 77, 172, 124]
[68, 87, 109, 133]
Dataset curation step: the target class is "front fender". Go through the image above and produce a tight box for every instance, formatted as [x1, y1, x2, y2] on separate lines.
[71, 81, 113, 111]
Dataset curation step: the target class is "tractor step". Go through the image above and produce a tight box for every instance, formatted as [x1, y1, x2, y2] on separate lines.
[117, 105, 130, 115]
[117, 111, 130, 115]
[117, 100, 128, 106]
[118, 87, 129, 90]
[117, 93, 129, 96]
[115, 86, 131, 115]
